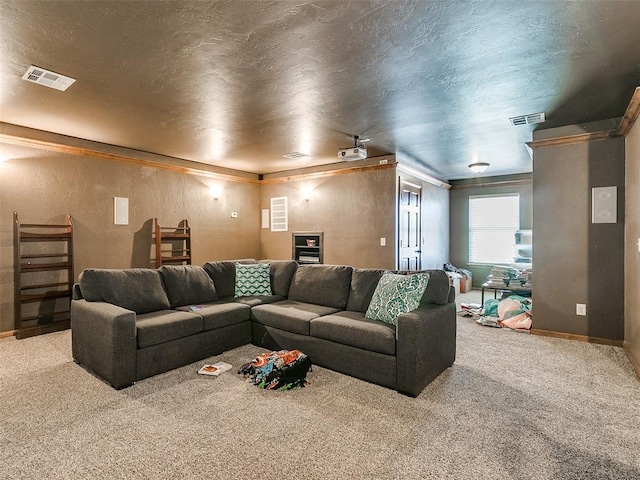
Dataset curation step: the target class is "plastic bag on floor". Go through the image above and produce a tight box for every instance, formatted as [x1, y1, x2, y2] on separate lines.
[500, 311, 532, 330]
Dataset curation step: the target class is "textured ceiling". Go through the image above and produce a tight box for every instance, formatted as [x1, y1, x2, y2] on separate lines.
[1, 0, 639, 180]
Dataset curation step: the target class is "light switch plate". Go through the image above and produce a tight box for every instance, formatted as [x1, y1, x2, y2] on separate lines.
[114, 197, 129, 225]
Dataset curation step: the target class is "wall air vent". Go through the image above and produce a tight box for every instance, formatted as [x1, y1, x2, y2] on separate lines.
[22, 65, 76, 91]
[509, 112, 546, 126]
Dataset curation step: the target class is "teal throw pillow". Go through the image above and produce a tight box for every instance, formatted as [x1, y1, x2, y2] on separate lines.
[365, 272, 430, 325]
[234, 263, 272, 297]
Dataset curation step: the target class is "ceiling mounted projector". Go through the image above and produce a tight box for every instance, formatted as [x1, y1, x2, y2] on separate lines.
[338, 135, 369, 161]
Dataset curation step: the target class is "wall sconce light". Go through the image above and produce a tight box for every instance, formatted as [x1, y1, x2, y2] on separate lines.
[468, 162, 490, 174]
[302, 187, 314, 202]
[209, 185, 223, 201]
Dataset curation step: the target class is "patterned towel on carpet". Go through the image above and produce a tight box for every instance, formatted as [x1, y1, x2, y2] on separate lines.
[238, 349, 312, 390]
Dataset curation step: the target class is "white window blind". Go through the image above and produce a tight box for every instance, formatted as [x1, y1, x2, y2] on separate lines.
[270, 197, 288, 232]
[469, 194, 520, 264]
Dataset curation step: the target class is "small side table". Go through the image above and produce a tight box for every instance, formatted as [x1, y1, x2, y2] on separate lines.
[481, 282, 532, 305]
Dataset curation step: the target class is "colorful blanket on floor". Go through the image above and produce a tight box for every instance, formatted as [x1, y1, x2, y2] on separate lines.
[478, 295, 533, 330]
[238, 349, 312, 390]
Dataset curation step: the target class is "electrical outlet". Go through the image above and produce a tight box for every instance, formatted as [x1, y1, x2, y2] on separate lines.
[380, 237, 386, 246]
[576, 304, 587, 316]
[230, 212, 238, 218]
[379, 159, 388, 165]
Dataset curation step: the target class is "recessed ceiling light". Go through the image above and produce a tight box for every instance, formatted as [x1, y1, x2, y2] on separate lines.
[282, 152, 309, 160]
[22, 65, 76, 91]
[509, 112, 546, 126]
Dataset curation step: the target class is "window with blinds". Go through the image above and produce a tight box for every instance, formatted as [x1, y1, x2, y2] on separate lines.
[469, 194, 520, 264]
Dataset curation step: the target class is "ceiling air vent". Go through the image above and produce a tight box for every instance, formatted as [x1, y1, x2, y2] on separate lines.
[22, 65, 76, 91]
[282, 152, 309, 160]
[509, 112, 546, 126]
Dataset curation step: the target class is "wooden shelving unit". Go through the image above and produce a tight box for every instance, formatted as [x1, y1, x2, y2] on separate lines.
[154, 218, 192, 268]
[292, 232, 323, 264]
[13, 212, 74, 339]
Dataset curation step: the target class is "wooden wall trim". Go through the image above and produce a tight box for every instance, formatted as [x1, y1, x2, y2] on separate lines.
[527, 86, 640, 149]
[0, 128, 408, 186]
[530, 329, 623, 347]
[617, 86, 640, 136]
[260, 161, 396, 184]
[624, 345, 640, 380]
[0, 131, 261, 184]
[0, 330, 16, 339]
[526, 130, 619, 149]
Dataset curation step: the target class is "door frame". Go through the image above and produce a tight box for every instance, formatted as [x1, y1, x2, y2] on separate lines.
[397, 177, 422, 271]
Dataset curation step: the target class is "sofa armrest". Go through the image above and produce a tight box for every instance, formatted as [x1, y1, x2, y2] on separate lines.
[71, 299, 137, 389]
[395, 302, 456, 397]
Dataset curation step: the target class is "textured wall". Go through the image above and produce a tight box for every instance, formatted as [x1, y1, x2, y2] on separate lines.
[1, 147, 450, 334]
[533, 133, 625, 340]
[625, 118, 640, 365]
[0, 145, 261, 332]
[260, 168, 397, 269]
[449, 175, 533, 287]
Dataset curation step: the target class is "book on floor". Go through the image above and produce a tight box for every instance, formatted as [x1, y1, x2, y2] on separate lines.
[197, 362, 233, 376]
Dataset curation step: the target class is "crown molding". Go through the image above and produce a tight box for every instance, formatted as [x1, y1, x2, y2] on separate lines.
[526, 86, 640, 149]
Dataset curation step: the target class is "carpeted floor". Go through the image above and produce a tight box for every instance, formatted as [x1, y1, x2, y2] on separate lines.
[1, 293, 639, 479]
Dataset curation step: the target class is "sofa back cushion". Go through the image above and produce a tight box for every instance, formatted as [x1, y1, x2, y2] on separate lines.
[288, 264, 353, 309]
[203, 259, 257, 298]
[346, 268, 387, 313]
[79, 268, 170, 314]
[259, 260, 298, 297]
[393, 269, 451, 305]
[158, 265, 218, 308]
[420, 270, 451, 305]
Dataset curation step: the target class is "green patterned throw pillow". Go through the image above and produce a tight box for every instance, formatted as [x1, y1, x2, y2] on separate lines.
[365, 272, 430, 325]
[234, 263, 272, 297]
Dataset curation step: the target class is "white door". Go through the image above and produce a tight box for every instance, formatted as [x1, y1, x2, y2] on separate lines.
[398, 179, 422, 271]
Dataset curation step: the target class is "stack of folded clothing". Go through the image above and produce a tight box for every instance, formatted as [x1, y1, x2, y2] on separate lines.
[485, 265, 520, 287]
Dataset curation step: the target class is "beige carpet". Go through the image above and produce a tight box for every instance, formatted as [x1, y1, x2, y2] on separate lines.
[1, 298, 639, 479]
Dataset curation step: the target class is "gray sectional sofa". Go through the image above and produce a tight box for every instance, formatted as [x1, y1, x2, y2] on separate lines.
[71, 260, 456, 397]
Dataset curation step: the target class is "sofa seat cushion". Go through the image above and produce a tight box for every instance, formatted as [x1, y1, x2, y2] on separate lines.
[79, 268, 170, 314]
[175, 302, 250, 330]
[310, 311, 396, 355]
[136, 310, 203, 349]
[232, 294, 286, 307]
[158, 265, 218, 308]
[251, 300, 341, 336]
